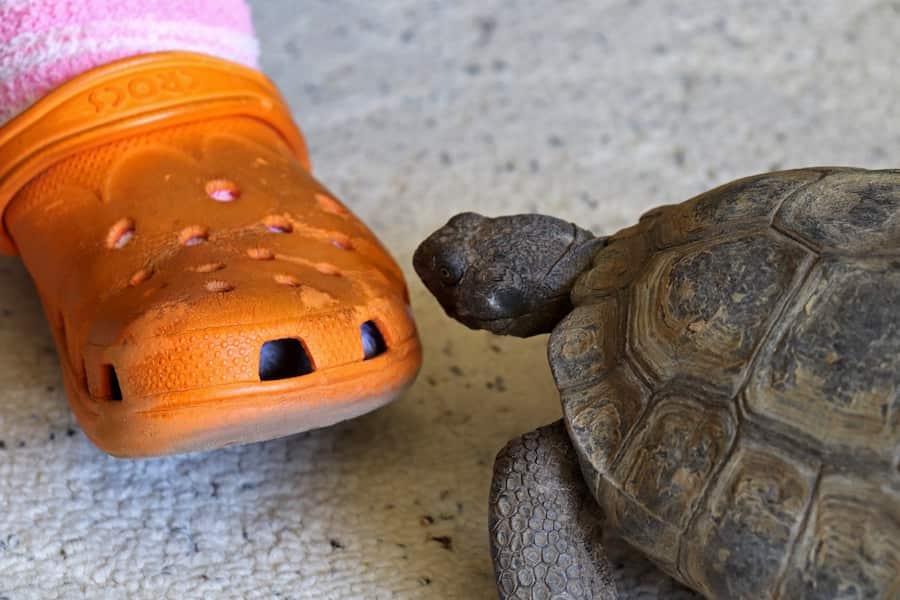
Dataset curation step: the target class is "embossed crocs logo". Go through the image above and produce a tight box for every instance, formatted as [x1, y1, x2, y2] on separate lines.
[87, 70, 195, 113]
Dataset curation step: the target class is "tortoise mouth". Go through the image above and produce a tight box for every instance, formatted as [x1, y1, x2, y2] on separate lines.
[454, 309, 554, 336]
[455, 312, 514, 333]
[457, 300, 574, 337]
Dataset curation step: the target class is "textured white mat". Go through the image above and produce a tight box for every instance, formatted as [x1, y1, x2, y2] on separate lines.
[1, 1, 898, 597]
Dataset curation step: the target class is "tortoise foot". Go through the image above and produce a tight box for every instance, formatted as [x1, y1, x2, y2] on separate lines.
[489, 420, 617, 600]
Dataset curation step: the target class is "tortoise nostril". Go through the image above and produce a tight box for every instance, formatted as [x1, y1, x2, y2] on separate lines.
[361, 321, 387, 360]
[259, 339, 314, 381]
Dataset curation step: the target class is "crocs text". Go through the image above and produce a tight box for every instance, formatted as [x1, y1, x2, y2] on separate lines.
[87, 70, 195, 113]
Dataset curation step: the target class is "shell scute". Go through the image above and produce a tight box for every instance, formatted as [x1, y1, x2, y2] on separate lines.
[654, 169, 825, 249]
[745, 258, 900, 458]
[572, 230, 652, 304]
[550, 299, 620, 390]
[779, 474, 900, 599]
[562, 364, 649, 492]
[602, 393, 734, 571]
[774, 170, 900, 255]
[626, 232, 809, 392]
[681, 436, 817, 599]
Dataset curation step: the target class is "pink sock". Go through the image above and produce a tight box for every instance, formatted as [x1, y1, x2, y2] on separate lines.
[0, 0, 259, 126]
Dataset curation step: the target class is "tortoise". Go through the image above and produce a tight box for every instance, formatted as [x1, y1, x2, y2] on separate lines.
[413, 167, 900, 599]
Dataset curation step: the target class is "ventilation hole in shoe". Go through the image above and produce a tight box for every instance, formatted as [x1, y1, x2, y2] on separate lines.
[129, 268, 154, 286]
[315, 193, 348, 215]
[331, 236, 354, 251]
[263, 215, 293, 234]
[206, 179, 240, 202]
[206, 280, 234, 293]
[247, 247, 275, 260]
[315, 263, 342, 277]
[259, 339, 314, 381]
[179, 226, 209, 246]
[191, 263, 226, 273]
[361, 321, 387, 360]
[100, 364, 123, 401]
[106, 218, 135, 249]
[274, 273, 302, 287]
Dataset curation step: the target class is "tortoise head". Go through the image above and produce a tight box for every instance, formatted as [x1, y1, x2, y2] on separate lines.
[413, 212, 603, 337]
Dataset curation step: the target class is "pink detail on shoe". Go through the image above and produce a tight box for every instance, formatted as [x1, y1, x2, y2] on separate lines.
[0, 0, 259, 126]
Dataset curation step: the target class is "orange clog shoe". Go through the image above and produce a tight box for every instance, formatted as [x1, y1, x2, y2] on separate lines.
[0, 52, 421, 457]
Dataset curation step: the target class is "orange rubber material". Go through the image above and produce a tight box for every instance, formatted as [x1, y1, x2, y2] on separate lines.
[0, 53, 421, 457]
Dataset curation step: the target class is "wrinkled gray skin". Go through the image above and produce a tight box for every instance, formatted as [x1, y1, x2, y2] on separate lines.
[413, 213, 604, 337]
[415, 213, 619, 599]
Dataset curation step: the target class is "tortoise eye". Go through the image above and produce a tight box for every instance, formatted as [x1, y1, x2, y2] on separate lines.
[439, 265, 460, 284]
[432, 250, 465, 286]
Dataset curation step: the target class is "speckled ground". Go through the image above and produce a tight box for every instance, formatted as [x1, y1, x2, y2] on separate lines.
[1, 1, 899, 598]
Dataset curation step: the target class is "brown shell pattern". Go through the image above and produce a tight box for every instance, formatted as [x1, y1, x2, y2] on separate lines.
[553, 167, 900, 599]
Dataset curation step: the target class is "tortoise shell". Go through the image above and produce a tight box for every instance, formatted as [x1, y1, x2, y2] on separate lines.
[549, 168, 900, 599]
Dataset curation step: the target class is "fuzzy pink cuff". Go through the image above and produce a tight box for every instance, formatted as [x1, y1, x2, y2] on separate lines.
[0, 0, 259, 126]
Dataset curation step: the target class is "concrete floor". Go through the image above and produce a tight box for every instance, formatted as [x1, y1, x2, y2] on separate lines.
[1, 1, 899, 597]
